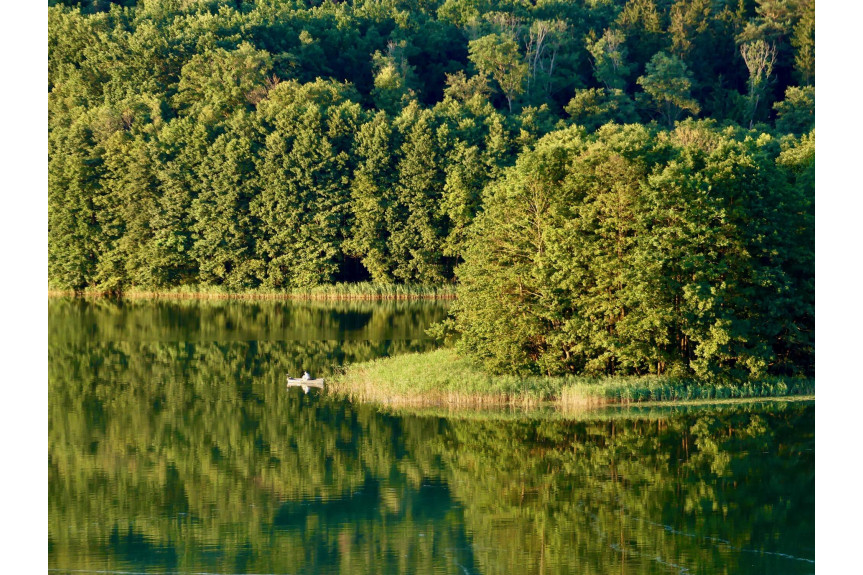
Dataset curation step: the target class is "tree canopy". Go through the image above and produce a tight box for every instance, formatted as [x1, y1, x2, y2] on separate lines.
[447, 122, 813, 380]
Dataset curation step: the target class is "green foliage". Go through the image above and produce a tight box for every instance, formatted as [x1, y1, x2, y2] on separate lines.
[468, 33, 528, 112]
[389, 106, 451, 282]
[774, 85, 814, 134]
[636, 51, 700, 126]
[371, 40, 417, 114]
[447, 122, 814, 380]
[345, 112, 399, 282]
[667, 0, 711, 61]
[586, 28, 631, 91]
[564, 87, 638, 131]
[191, 123, 262, 289]
[440, 140, 489, 257]
[174, 42, 273, 120]
[616, 0, 665, 70]
[252, 80, 361, 288]
[49, 116, 103, 290]
[791, 0, 815, 85]
[448, 127, 586, 375]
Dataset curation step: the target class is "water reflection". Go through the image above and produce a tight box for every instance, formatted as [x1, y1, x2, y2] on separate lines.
[49, 296, 450, 343]
[48, 299, 814, 574]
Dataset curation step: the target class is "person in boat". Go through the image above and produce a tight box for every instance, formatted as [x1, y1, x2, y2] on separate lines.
[302, 371, 311, 381]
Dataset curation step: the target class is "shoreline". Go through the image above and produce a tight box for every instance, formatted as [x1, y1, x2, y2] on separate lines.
[333, 392, 817, 410]
[47, 283, 456, 301]
[330, 389, 816, 410]
[366, 395, 816, 420]
[328, 349, 815, 409]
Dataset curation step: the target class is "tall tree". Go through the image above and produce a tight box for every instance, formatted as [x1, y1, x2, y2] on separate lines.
[773, 85, 814, 134]
[441, 141, 488, 258]
[739, 39, 777, 128]
[48, 117, 103, 290]
[468, 34, 528, 112]
[616, 0, 666, 73]
[190, 124, 262, 289]
[389, 107, 450, 282]
[637, 52, 700, 127]
[791, 0, 814, 85]
[521, 19, 568, 102]
[667, 0, 711, 62]
[95, 131, 159, 290]
[450, 128, 584, 374]
[586, 28, 631, 91]
[345, 112, 398, 282]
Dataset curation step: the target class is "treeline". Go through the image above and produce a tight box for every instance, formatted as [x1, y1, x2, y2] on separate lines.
[49, 0, 815, 293]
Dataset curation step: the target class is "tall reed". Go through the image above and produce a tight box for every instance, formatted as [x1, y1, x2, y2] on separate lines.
[49, 282, 456, 301]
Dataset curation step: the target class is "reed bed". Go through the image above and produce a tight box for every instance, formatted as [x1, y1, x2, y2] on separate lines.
[559, 375, 815, 407]
[48, 282, 456, 301]
[328, 349, 557, 407]
[330, 348, 815, 408]
[378, 395, 814, 421]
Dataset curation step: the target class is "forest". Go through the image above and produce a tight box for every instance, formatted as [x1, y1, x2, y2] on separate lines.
[48, 0, 814, 379]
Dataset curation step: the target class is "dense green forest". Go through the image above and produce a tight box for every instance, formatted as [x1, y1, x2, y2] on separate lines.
[48, 0, 814, 379]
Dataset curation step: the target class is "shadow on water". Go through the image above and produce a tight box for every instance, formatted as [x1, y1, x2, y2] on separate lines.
[108, 525, 179, 570]
[48, 298, 813, 575]
[49, 297, 448, 345]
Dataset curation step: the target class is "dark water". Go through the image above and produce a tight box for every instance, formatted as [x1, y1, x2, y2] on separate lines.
[49, 298, 814, 575]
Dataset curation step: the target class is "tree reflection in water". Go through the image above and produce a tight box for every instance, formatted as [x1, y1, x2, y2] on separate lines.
[49, 299, 814, 574]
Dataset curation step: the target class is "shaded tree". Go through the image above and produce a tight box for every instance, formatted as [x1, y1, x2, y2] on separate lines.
[773, 85, 814, 134]
[586, 28, 631, 91]
[637, 51, 700, 127]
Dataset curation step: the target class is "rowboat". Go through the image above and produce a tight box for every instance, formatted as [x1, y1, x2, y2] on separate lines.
[287, 376, 325, 393]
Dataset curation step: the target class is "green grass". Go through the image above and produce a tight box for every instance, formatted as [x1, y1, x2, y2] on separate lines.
[329, 348, 815, 408]
[329, 348, 560, 407]
[49, 282, 456, 301]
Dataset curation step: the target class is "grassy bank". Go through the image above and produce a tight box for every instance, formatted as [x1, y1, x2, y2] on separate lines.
[328, 349, 815, 408]
[48, 282, 456, 301]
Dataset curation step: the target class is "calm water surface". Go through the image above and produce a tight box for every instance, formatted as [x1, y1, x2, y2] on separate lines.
[49, 298, 814, 574]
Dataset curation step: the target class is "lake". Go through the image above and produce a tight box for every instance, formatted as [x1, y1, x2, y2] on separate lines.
[49, 298, 814, 574]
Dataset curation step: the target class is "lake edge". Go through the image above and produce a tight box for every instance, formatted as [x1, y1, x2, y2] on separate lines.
[48, 283, 457, 301]
[329, 348, 815, 408]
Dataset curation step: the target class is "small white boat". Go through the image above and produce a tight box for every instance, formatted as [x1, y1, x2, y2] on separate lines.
[287, 375, 325, 394]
